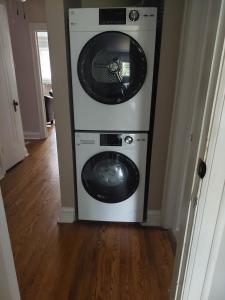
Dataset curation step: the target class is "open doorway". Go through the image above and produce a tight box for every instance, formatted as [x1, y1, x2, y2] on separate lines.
[36, 31, 55, 128]
[30, 24, 54, 139]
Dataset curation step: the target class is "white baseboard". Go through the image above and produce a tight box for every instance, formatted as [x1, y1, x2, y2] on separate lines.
[0, 168, 5, 180]
[172, 228, 180, 242]
[141, 210, 161, 227]
[58, 207, 75, 223]
[24, 131, 41, 139]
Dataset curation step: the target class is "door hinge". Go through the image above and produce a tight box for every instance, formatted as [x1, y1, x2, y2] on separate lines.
[197, 159, 207, 179]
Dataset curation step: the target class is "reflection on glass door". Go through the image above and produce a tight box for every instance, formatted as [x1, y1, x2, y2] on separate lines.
[82, 151, 140, 203]
[78, 32, 147, 105]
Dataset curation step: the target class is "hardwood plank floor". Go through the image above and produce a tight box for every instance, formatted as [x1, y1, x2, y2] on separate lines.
[1, 128, 174, 300]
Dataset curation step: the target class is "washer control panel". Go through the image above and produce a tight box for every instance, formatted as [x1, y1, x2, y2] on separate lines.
[76, 132, 148, 148]
[98, 133, 146, 146]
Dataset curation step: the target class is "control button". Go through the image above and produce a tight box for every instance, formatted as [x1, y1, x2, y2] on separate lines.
[129, 10, 139, 22]
[124, 136, 133, 144]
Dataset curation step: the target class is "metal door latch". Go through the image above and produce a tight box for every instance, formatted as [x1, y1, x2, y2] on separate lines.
[198, 159, 207, 179]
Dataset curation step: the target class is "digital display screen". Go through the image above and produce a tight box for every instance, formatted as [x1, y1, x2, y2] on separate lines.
[99, 8, 126, 25]
[100, 134, 122, 146]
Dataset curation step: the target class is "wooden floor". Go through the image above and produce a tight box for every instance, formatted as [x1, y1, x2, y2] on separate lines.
[1, 128, 174, 300]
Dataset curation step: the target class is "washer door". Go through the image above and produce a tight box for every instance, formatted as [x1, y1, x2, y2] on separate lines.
[81, 151, 140, 203]
[77, 31, 147, 105]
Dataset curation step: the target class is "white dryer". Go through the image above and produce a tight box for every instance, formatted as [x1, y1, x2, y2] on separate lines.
[69, 8, 157, 131]
[75, 132, 148, 222]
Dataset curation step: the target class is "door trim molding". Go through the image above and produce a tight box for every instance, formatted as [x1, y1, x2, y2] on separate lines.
[0, 189, 21, 300]
[181, 18, 225, 299]
[161, 0, 223, 232]
[29, 23, 48, 139]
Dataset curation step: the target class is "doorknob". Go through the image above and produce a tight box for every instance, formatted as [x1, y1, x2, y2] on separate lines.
[197, 159, 207, 179]
[13, 99, 19, 112]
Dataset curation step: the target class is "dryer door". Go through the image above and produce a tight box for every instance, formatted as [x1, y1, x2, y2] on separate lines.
[81, 151, 140, 203]
[77, 31, 147, 105]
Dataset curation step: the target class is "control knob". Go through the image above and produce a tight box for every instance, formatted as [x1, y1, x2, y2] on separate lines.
[124, 136, 133, 144]
[129, 10, 139, 22]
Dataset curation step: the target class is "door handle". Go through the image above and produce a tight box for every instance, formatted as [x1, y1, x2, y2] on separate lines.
[197, 159, 207, 179]
[13, 99, 19, 112]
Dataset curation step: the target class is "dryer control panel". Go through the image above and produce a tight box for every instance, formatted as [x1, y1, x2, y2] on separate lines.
[99, 8, 126, 25]
[99, 8, 154, 25]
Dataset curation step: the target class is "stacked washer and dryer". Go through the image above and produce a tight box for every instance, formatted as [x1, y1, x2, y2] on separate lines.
[69, 7, 157, 222]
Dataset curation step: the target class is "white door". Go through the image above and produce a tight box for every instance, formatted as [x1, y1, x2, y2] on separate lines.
[183, 35, 225, 299]
[0, 4, 27, 171]
[171, 0, 225, 298]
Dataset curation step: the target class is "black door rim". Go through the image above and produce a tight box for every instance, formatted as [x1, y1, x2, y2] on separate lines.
[77, 31, 147, 105]
[81, 151, 140, 203]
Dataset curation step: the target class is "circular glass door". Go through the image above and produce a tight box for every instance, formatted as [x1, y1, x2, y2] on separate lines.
[81, 152, 140, 203]
[78, 31, 147, 105]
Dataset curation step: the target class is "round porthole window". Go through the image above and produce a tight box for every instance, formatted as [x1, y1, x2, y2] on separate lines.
[81, 151, 140, 203]
[78, 31, 147, 105]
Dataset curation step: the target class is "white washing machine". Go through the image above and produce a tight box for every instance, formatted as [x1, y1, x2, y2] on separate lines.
[75, 132, 148, 222]
[69, 7, 157, 131]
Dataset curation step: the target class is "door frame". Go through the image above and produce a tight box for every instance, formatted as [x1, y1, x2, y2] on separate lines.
[0, 188, 21, 300]
[170, 0, 225, 297]
[179, 32, 225, 299]
[29, 23, 48, 139]
[161, 0, 223, 233]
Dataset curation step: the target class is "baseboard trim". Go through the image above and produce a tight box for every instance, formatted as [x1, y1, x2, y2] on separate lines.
[141, 210, 161, 226]
[58, 207, 75, 223]
[24, 131, 41, 139]
[0, 168, 5, 180]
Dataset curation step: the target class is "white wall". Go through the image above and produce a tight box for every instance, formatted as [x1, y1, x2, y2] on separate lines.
[148, 0, 184, 210]
[45, 0, 81, 210]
